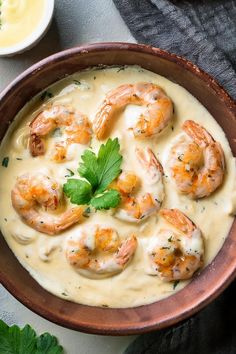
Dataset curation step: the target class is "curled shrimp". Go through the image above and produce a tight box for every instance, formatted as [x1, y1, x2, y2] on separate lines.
[168, 120, 225, 199]
[114, 147, 164, 222]
[148, 208, 204, 281]
[29, 105, 92, 161]
[65, 226, 137, 278]
[93, 82, 173, 139]
[11, 173, 83, 235]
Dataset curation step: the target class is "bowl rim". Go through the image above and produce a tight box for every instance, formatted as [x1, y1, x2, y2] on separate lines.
[0, 42, 236, 335]
[0, 0, 54, 57]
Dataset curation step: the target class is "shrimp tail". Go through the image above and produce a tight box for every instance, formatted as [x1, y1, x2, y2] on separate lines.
[183, 120, 214, 147]
[136, 147, 164, 175]
[116, 235, 137, 267]
[55, 207, 84, 233]
[160, 208, 196, 236]
[12, 207, 83, 236]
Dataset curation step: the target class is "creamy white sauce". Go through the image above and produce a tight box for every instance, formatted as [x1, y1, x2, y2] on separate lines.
[0, 66, 235, 308]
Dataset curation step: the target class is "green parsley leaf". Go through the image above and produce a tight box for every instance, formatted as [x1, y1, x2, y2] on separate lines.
[96, 138, 122, 193]
[64, 138, 122, 210]
[90, 189, 121, 210]
[35, 333, 63, 354]
[63, 179, 92, 205]
[78, 149, 99, 189]
[0, 320, 63, 354]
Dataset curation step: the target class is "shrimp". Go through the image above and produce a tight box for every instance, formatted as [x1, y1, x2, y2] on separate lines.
[114, 147, 164, 222]
[29, 105, 92, 161]
[11, 173, 83, 235]
[148, 208, 204, 281]
[65, 226, 137, 278]
[93, 82, 173, 139]
[168, 120, 225, 199]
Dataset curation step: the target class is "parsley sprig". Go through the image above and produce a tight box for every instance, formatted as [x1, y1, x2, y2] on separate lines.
[0, 320, 63, 354]
[63, 138, 123, 210]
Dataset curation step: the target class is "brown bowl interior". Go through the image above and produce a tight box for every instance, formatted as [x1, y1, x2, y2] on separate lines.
[0, 43, 235, 335]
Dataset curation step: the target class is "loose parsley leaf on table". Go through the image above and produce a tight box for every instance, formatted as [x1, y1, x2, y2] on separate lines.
[0, 320, 63, 354]
[64, 138, 123, 210]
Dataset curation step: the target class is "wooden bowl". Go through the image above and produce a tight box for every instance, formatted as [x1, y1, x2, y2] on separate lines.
[0, 43, 235, 335]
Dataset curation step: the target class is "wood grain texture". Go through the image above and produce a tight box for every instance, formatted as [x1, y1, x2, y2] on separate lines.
[0, 43, 235, 335]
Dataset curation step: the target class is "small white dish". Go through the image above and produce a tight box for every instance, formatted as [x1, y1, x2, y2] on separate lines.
[0, 0, 55, 57]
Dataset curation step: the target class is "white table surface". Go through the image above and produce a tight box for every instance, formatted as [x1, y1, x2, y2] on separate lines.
[0, 1, 137, 353]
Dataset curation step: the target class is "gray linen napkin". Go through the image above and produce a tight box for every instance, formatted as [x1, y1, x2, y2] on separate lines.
[112, 1, 236, 353]
[113, 0, 236, 99]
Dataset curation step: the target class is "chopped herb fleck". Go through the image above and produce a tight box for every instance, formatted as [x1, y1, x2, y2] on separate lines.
[16, 157, 23, 161]
[168, 236, 172, 242]
[84, 207, 91, 214]
[93, 76, 96, 80]
[40, 91, 53, 101]
[74, 79, 81, 85]
[83, 206, 91, 218]
[52, 127, 62, 137]
[2, 157, 9, 168]
[4, 218, 7, 222]
[61, 292, 68, 296]
[173, 280, 180, 290]
[102, 304, 109, 308]
[171, 126, 174, 131]
[117, 67, 125, 72]
[161, 246, 170, 250]
[65, 168, 75, 177]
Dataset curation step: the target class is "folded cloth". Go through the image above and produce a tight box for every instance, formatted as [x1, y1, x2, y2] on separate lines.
[112, 1, 236, 353]
[113, 0, 236, 99]
[124, 280, 236, 354]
